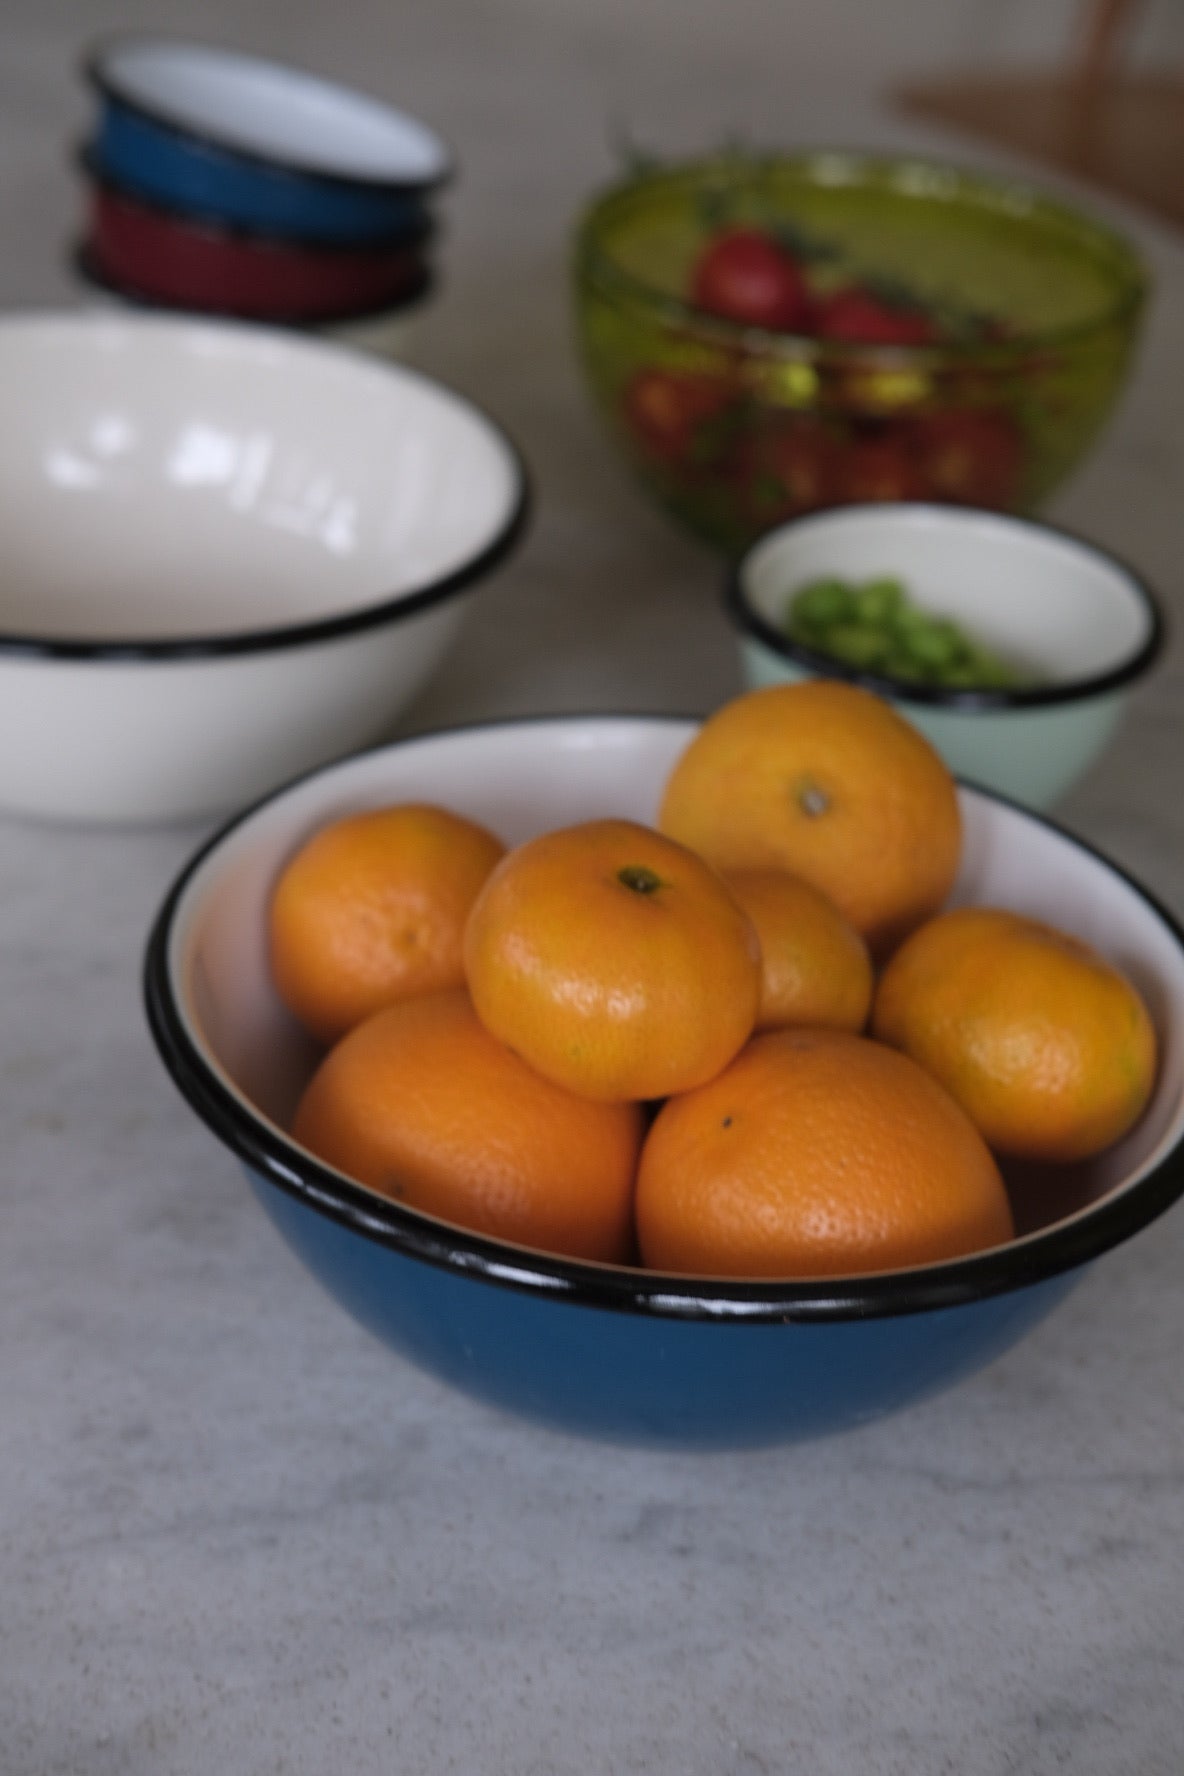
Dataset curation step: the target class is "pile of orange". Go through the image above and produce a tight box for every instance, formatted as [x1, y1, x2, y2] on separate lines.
[269, 682, 1159, 1279]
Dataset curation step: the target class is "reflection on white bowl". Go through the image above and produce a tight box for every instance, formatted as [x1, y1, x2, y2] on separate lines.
[0, 312, 526, 824]
[727, 504, 1163, 809]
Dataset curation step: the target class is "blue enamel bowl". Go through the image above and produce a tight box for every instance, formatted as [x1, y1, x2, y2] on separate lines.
[87, 107, 433, 244]
[85, 35, 452, 244]
[77, 131, 434, 248]
[142, 716, 1184, 1447]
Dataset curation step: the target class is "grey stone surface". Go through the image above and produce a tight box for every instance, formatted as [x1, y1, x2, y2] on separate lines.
[1, 6, 1182, 1772]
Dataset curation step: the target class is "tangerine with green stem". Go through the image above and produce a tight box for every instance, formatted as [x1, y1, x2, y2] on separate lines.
[463, 817, 761, 1102]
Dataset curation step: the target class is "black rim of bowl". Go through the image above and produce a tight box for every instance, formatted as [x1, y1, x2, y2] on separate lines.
[725, 502, 1167, 712]
[142, 711, 1184, 1326]
[77, 143, 438, 254]
[73, 241, 437, 332]
[0, 311, 528, 662]
[573, 149, 1149, 358]
[84, 32, 456, 197]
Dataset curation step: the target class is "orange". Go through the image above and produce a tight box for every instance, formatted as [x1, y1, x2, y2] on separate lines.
[292, 988, 644, 1264]
[463, 817, 761, 1102]
[725, 868, 873, 1033]
[635, 1027, 1014, 1277]
[269, 802, 505, 1044]
[871, 906, 1159, 1162]
[658, 681, 961, 956]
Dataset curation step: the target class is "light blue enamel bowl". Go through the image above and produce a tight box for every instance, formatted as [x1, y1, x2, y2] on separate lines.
[143, 716, 1184, 1447]
[727, 504, 1163, 810]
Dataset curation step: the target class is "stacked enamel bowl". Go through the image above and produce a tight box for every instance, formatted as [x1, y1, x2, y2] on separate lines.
[74, 35, 453, 358]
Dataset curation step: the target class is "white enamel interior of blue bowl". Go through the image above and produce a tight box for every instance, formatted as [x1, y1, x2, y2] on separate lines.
[164, 717, 1184, 1269]
[736, 506, 1158, 809]
[0, 314, 523, 823]
[94, 39, 451, 187]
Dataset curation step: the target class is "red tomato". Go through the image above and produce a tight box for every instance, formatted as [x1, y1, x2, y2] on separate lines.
[690, 228, 811, 332]
[621, 368, 739, 466]
[729, 415, 842, 522]
[836, 431, 928, 503]
[912, 408, 1024, 508]
[814, 285, 939, 347]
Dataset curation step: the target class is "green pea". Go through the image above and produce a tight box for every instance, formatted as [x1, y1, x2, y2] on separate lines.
[814, 622, 891, 670]
[781, 572, 1040, 691]
[880, 642, 923, 679]
[786, 577, 856, 630]
[886, 605, 933, 641]
[902, 619, 963, 669]
[852, 576, 907, 625]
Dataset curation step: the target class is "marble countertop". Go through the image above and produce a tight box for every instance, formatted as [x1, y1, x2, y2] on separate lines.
[2, 8, 1183, 1773]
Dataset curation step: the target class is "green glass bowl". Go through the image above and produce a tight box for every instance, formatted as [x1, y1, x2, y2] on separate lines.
[572, 152, 1149, 556]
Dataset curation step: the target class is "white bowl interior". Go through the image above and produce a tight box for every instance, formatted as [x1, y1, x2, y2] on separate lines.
[741, 507, 1155, 684]
[98, 40, 450, 185]
[0, 315, 519, 643]
[166, 717, 1184, 1259]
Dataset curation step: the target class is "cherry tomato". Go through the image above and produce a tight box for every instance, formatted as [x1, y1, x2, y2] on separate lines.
[912, 408, 1024, 509]
[729, 415, 842, 524]
[835, 431, 928, 503]
[814, 286, 939, 347]
[689, 228, 811, 333]
[621, 368, 740, 467]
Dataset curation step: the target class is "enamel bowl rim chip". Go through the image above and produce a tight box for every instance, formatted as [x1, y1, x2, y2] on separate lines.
[143, 712, 1184, 1326]
[573, 148, 1150, 359]
[726, 502, 1166, 712]
[85, 32, 455, 194]
[0, 310, 529, 663]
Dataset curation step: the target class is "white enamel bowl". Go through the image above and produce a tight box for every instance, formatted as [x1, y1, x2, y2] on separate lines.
[144, 715, 1184, 1446]
[0, 313, 527, 824]
[727, 504, 1163, 809]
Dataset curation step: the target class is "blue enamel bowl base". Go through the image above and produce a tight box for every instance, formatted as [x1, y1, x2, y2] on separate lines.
[144, 716, 1184, 1449]
[250, 1172, 1080, 1447]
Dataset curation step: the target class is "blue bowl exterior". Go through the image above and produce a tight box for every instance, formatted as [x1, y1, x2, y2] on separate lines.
[92, 104, 432, 243]
[249, 1167, 1081, 1448]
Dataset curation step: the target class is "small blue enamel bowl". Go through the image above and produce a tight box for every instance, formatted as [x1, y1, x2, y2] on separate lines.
[79, 130, 433, 247]
[85, 35, 452, 244]
[143, 717, 1184, 1448]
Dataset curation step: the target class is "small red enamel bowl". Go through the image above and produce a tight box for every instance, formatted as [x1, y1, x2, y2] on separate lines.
[74, 241, 436, 362]
[83, 175, 433, 321]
